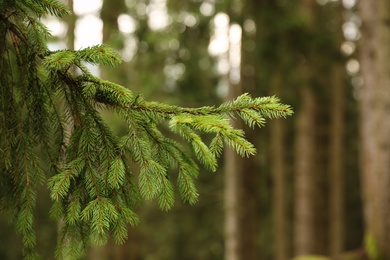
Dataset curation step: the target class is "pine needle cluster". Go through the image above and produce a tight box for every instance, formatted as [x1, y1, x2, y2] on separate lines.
[0, 1, 292, 259]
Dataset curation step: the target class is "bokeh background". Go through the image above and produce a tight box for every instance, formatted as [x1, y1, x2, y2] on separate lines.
[2, 0, 388, 259]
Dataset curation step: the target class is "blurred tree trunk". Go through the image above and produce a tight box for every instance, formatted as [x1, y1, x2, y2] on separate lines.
[239, 2, 263, 260]
[65, 0, 75, 51]
[329, 2, 346, 256]
[329, 59, 345, 256]
[359, 0, 390, 258]
[224, 2, 260, 258]
[101, 0, 125, 43]
[224, 35, 259, 260]
[294, 86, 316, 255]
[294, 0, 317, 256]
[100, 0, 126, 84]
[224, 91, 243, 260]
[103, 229, 138, 260]
[270, 76, 289, 260]
[314, 102, 329, 255]
[239, 133, 259, 260]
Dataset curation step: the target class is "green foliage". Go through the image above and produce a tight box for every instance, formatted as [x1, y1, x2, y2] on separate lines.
[0, 0, 292, 258]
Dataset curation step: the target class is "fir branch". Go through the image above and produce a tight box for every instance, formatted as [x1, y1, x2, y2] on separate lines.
[49, 201, 64, 220]
[126, 93, 293, 121]
[209, 132, 224, 157]
[107, 157, 126, 190]
[170, 123, 218, 171]
[0, 13, 29, 45]
[139, 160, 165, 200]
[0, 2, 293, 258]
[66, 196, 81, 225]
[31, 0, 71, 17]
[49, 158, 84, 201]
[78, 44, 122, 67]
[158, 178, 175, 211]
[177, 165, 199, 204]
[221, 129, 256, 157]
[55, 224, 85, 260]
[42, 51, 76, 70]
[81, 197, 118, 245]
[111, 218, 128, 244]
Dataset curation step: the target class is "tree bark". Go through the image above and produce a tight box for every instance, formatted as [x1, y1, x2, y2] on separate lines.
[294, 86, 316, 256]
[240, 137, 259, 260]
[65, 0, 75, 51]
[101, 0, 125, 43]
[224, 74, 244, 260]
[294, 0, 317, 255]
[271, 77, 289, 260]
[224, 9, 259, 259]
[359, 0, 390, 257]
[375, 2, 390, 254]
[329, 62, 345, 256]
[329, 2, 346, 256]
[224, 137, 243, 260]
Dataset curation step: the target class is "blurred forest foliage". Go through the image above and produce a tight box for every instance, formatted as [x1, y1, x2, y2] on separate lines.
[2, 0, 390, 259]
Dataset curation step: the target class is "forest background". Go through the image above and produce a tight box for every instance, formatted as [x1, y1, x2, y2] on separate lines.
[1, 0, 389, 259]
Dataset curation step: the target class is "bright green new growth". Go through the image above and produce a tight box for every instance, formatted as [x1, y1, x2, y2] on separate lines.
[0, 1, 293, 259]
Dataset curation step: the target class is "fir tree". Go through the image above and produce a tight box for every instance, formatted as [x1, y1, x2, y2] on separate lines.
[0, 1, 292, 259]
